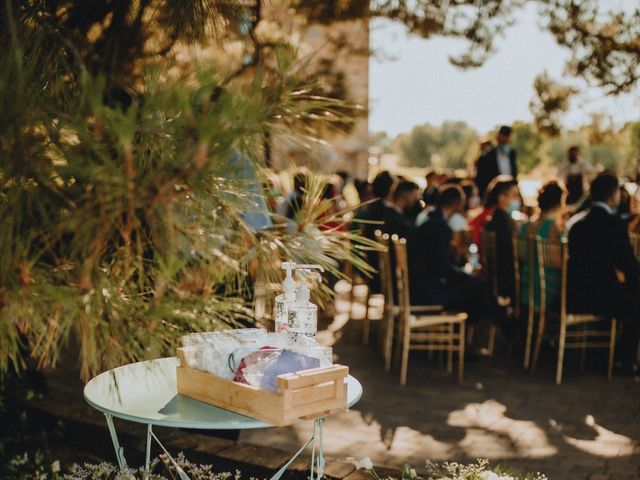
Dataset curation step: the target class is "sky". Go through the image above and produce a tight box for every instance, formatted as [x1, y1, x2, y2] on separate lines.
[369, 3, 640, 137]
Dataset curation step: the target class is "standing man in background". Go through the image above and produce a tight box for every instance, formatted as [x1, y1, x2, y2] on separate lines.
[558, 145, 595, 206]
[475, 125, 518, 198]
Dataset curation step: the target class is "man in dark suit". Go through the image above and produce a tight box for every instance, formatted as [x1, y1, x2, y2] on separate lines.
[484, 177, 520, 299]
[475, 125, 518, 198]
[568, 173, 640, 372]
[358, 171, 396, 293]
[408, 185, 513, 336]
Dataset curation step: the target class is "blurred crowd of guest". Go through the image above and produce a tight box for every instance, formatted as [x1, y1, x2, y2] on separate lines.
[264, 124, 640, 375]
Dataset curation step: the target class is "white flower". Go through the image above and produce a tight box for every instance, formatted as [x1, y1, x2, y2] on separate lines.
[359, 457, 374, 470]
[51, 460, 60, 473]
[480, 472, 515, 480]
[480, 473, 498, 480]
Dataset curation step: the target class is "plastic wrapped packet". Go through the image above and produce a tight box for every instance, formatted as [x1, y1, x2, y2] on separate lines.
[179, 346, 204, 371]
[240, 349, 321, 393]
[179, 328, 329, 383]
[181, 328, 269, 380]
[181, 328, 267, 347]
[282, 335, 332, 366]
[289, 346, 333, 367]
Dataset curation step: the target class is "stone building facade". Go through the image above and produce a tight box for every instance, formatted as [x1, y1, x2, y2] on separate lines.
[262, 3, 370, 178]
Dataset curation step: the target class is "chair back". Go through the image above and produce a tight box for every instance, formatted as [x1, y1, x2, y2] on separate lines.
[480, 230, 498, 297]
[374, 229, 394, 309]
[629, 233, 640, 261]
[535, 236, 568, 319]
[512, 234, 535, 316]
[391, 235, 412, 335]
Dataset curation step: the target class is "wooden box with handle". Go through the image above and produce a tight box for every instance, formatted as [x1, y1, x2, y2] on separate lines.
[176, 347, 348, 426]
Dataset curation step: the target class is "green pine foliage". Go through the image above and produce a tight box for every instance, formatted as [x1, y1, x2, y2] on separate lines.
[0, 3, 371, 380]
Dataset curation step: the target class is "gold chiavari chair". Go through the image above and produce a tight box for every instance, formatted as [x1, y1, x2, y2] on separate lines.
[513, 234, 536, 369]
[535, 237, 616, 384]
[629, 233, 640, 261]
[374, 230, 395, 371]
[479, 229, 503, 354]
[629, 233, 640, 362]
[375, 230, 447, 371]
[480, 230, 498, 297]
[392, 236, 468, 385]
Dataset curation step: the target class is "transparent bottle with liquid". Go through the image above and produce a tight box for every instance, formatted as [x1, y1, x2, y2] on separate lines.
[288, 302, 318, 344]
[288, 266, 323, 345]
[274, 262, 296, 334]
[465, 242, 480, 274]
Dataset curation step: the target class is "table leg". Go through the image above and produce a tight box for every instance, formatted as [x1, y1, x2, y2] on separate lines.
[104, 413, 128, 469]
[315, 417, 325, 480]
[269, 420, 319, 480]
[149, 428, 191, 480]
[310, 419, 317, 480]
[144, 424, 152, 479]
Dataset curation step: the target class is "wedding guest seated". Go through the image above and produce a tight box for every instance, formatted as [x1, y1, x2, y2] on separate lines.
[359, 170, 396, 240]
[616, 185, 638, 228]
[520, 181, 565, 240]
[559, 145, 594, 208]
[394, 180, 422, 226]
[444, 179, 469, 233]
[468, 175, 509, 244]
[278, 171, 307, 220]
[568, 173, 640, 374]
[354, 179, 372, 204]
[408, 185, 513, 336]
[422, 170, 440, 207]
[485, 176, 520, 299]
[357, 171, 396, 292]
[461, 179, 482, 216]
[518, 181, 567, 307]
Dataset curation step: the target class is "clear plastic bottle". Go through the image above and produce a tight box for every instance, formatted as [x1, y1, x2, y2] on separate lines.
[468, 243, 480, 272]
[274, 262, 296, 334]
[288, 267, 323, 345]
[288, 302, 318, 344]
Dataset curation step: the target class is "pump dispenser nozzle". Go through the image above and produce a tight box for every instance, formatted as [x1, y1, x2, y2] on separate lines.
[280, 262, 297, 302]
[295, 265, 324, 305]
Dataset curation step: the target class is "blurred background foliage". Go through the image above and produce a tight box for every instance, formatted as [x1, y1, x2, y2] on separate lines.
[372, 118, 640, 178]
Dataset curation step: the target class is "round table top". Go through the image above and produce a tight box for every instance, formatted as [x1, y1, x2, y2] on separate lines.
[84, 357, 362, 430]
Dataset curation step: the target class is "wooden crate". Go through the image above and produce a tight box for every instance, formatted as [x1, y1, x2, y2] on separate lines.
[176, 347, 348, 426]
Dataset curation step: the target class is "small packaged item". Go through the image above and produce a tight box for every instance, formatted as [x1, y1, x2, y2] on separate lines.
[239, 349, 321, 393]
[179, 327, 332, 388]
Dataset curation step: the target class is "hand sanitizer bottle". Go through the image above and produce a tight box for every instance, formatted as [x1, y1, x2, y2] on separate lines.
[288, 265, 324, 345]
[274, 262, 296, 334]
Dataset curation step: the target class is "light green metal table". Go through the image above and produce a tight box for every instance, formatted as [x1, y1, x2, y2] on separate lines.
[84, 357, 362, 479]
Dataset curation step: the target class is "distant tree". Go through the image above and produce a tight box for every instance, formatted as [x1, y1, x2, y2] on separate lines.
[544, 117, 631, 176]
[625, 122, 640, 180]
[541, 0, 640, 95]
[370, 131, 392, 150]
[438, 121, 480, 170]
[529, 72, 577, 136]
[511, 122, 544, 174]
[392, 121, 478, 169]
[393, 124, 440, 167]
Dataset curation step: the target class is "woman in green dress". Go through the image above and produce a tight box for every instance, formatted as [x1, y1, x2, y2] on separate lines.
[519, 181, 567, 308]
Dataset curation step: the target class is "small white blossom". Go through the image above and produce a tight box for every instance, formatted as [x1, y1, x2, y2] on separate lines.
[51, 460, 60, 472]
[359, 457, 374, 470]
[480, 472, 515, 480]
